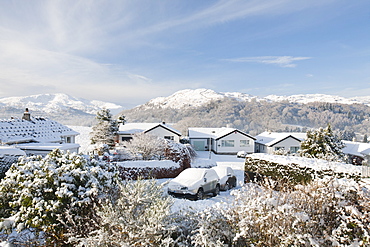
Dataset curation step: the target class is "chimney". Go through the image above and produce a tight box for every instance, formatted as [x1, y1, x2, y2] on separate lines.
[22, 108, 31, 121]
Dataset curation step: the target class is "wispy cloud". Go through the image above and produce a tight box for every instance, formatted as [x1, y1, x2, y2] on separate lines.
[224, 56, 311, 68]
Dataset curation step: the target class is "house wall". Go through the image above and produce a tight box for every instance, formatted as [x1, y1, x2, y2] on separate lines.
[215, 133, 255, 154]
[267, 137, 301, 154]
[147, 127, 180, 142]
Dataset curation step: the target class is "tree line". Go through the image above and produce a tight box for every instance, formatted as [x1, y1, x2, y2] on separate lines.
[120, 98, 370, 139]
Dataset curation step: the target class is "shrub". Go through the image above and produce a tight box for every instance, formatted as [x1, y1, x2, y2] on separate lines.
[0, 149, 118, 246]
[77, 179, 174, 246]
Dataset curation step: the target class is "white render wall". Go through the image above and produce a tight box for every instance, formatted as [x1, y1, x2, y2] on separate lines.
[146, 127, 180, 143]
[215, 132, 255, 154]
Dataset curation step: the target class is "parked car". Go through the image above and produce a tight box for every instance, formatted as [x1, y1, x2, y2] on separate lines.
[237, 150, 247, 158]
[211, 166, 237, 190]
[167, 168, 220, 200]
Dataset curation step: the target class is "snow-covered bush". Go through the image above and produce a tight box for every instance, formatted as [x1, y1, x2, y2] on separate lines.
[191, 205, 233, 247]
[164, 141, 193, 170]
[186, 177, 370, 247]
[77, 179, 174, 246]
[125, 132, 167, 160]
[0, 149, 118, 246]
[273, 148, 290, 156]
[225, 178, 370, 246]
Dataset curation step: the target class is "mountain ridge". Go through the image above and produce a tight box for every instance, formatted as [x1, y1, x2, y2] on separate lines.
[142, 88, 370, 110]
[0, 93, 124, 115]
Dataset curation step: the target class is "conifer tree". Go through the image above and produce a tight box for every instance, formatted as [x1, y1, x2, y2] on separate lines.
[299, 124, 345, 161]
[90, 108, 118, 147]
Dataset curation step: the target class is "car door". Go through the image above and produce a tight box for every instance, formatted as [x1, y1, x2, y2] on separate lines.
[202, 171, 213, 192]
[203, 170, 218, 193]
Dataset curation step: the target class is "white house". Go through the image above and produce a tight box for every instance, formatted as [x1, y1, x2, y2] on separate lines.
[254, 131, 306, 154]
[342, 140, 370, 165]
[188, 127, 255, 154]
[117, 122, 182, 143]
[0, 109, 80, 155]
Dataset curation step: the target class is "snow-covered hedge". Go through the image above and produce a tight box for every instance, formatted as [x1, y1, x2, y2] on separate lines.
[245, 155, 361, 188]
[0, 149, 118, 246]
[117, 141, 194, 179]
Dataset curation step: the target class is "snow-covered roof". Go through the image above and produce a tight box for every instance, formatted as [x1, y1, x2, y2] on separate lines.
[342, 141, 370, 157]
[255, 132, 306, 147]
[0, 117, 79, 144]
[16, 142, 80, 151]
[188, 127, 255, 140]
[118, 123, 181, 136]
[0, 146, 26, 156]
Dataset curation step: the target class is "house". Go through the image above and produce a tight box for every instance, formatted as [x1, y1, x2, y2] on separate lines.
[117, 122, 182, 143]
[0, 109, 80, 155]
[188, 127, 256, 154]
[342, 140, 370, 165]
[254, 131, 306, 154]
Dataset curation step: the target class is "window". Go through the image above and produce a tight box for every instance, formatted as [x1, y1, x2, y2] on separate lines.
[274, 146, 284, 151]
[290, 146, 299, 153]
[164, 136, 174, 140]
[221, 140, 234, 147]
[121, 137, 132, 142]
[66, 136, 71, 143]
[240, 140, 250, 147]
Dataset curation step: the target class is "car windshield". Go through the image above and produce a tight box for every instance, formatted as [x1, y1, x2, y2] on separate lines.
[176, 169, 205, 181]
[213, 167, 231, 177]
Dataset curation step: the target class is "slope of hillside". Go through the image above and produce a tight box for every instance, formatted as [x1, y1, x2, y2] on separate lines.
[143, 89, 370, 110]
[145, 88, 259, 109]
[0, 93, 123, 115]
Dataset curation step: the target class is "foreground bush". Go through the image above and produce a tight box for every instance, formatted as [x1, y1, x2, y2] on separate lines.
[191, 177, 370, 246]
[77, 179, 174, 246]
[0, 149, 118, 246]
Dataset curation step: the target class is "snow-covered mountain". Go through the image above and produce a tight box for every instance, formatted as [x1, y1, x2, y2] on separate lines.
[143, 89, 370, 109]
[0, 93, 124, 115]
[145, 89, 259, 109]
[265, 94, 370, 105]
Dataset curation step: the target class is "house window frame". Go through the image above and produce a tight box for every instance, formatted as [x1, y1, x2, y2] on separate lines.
[240, 139, 250, 147]
[221, 140, 235, 147]
[290, 146, 299, 153]
[164, 136, 174, 140]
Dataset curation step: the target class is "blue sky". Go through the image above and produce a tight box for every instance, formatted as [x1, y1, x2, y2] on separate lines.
[0, 0, 369, 106]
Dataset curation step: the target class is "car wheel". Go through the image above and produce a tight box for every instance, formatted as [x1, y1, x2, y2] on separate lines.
[213, 184, 220, 196]
[224, 182, 230, 191]
[196, 188, 205, 200]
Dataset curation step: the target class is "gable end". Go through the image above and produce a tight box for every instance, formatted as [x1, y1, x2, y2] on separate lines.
[216, 129, 256, 141]
[268, 135, 302, 147]
[144, 124, 181, 136]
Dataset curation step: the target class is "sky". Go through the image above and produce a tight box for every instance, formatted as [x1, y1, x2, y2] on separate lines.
[0, 0, 370, 107]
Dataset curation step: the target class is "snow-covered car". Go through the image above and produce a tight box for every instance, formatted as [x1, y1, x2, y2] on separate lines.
[167, 168, 220, 200]
[211, 166, 237, 191]
[237, 150, 247, 158]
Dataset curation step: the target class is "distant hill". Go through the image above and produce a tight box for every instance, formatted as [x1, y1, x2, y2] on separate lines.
[0, 93, 124, 126]
[143, 88, 370, 109]
[121, 88, 370, 138]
